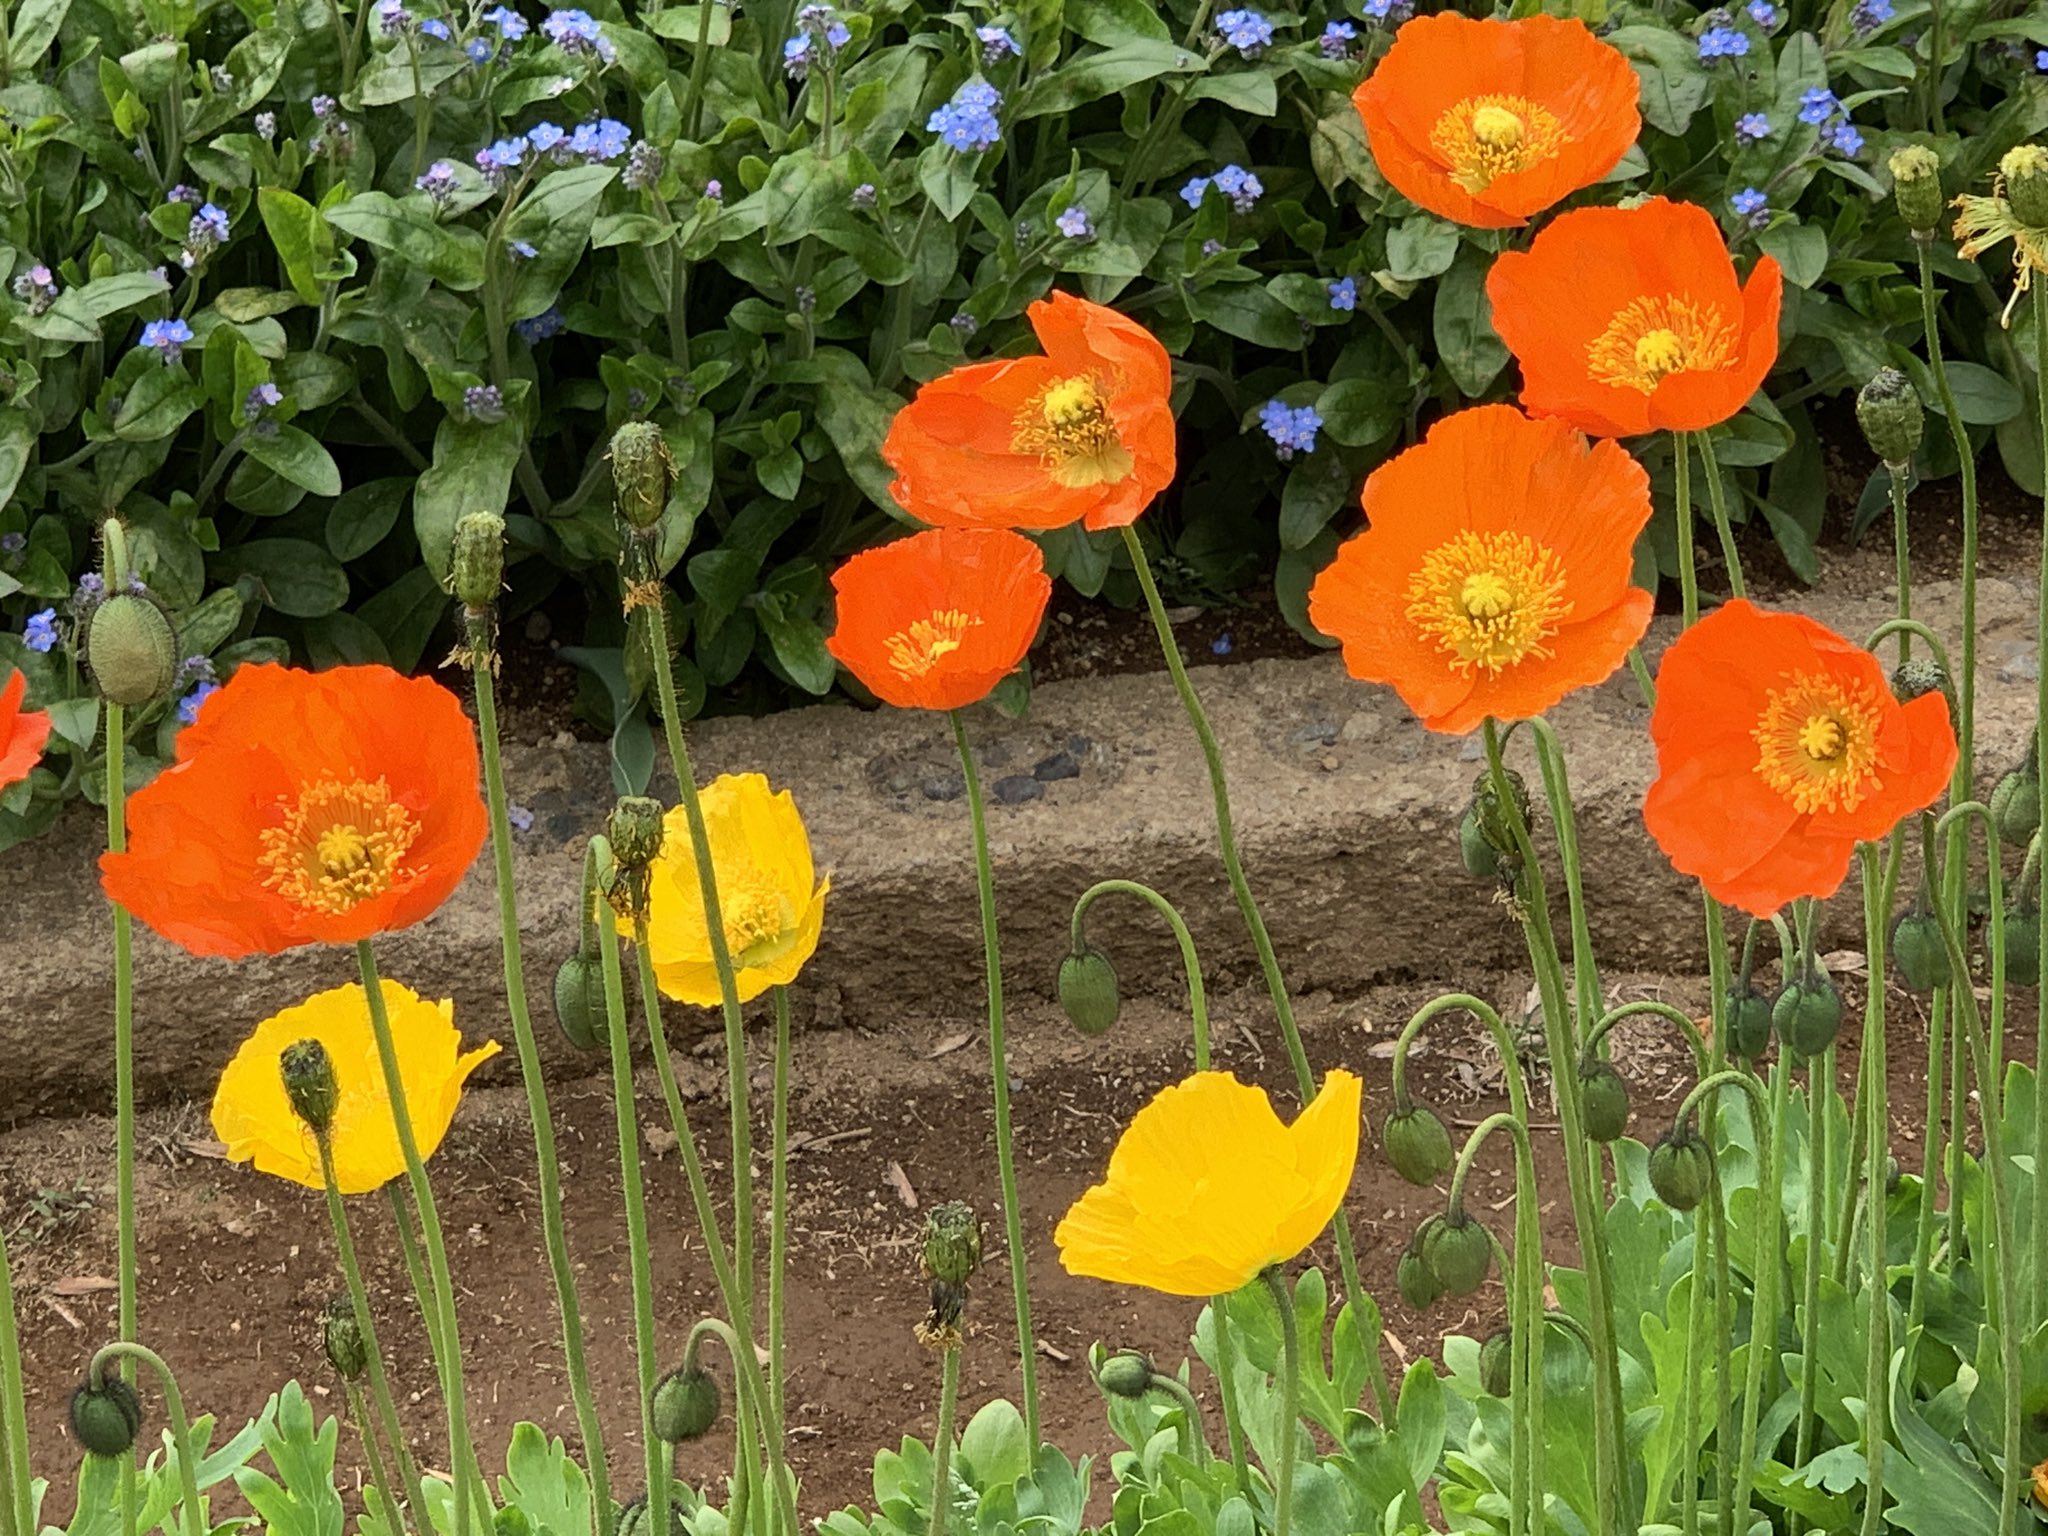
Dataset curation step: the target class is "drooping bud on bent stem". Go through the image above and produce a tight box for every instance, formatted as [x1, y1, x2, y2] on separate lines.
[1856, 367, 1924, 470]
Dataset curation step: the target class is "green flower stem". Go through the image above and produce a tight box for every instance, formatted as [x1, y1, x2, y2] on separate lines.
[1145, 1372, 1211, 1466]
[1202, 1301, 1254, 1501]
[1905, 982, 1948, 1363]
[405, 36, 427, 181]
[1691, 431, 1747, 602]
[1731, 1053, 1791, 1536]
[1581, 1001, 1709, 1075]
[1858, 846, 1894, 1536]
[1888, 467, 1913, 659]
[2031, 283, 2048, 1327]
[770, 987, 792, 1428]
[1674, 429, 1699, 626]
[1392, 996, 1533, 1124]
[90, 1345, 205, 1536]
[344, 1379, 408, 1536]
[1481, 718, 1627, 1533]
[1258, 1269, 1301, 1536]
[384, 1185, 448, 1371]
[1916, 241, 1978, 800]
[469, 646, 609, 1530]
[1070, 880, 1209, 1066]
[1829, 1023, 1873, 1291]
[1531, 722, 1603, 1031]
[0, 1201, 32, 1536]
[948, 710, 1041, 1446]
[317, 1142, 425, 1514]
[103, 518, 140, 1536]
[1118, 524, 1388, 1423]
[927, 1347, 963, 1536]
[1788, 1045, 1832, 1536]
[593, 872, 671, 1536]
[353, 942, 480, 1536]
[326, 0, 355, 89]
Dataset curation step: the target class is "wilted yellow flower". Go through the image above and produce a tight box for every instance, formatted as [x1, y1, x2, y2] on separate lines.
[628, 773, 829, 1006]
[211, 981, 500, 1195]
[1055, 1070, 1362, 1297]
[1952, 144, 2048, 325]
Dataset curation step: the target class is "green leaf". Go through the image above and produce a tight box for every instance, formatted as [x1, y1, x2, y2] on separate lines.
[174, 589, 246, 657]
[1186, 282, 1302, 348]
[245, 425, 342, 496]
[9, 0, 70, 74]
[1010, 40, 1204, 120]
[1927, 361, 2022, 425]
[356, 566, 446, 672]
[1885, 1388, 2001, 1536]
[754, 591, 835, 695]
[211, 539, 350, 617]
[1434, 245, 1509, 397]
[644, 5, 732, 43]
[325, 193, 486, 290]
[1608, 24, 1710, 135]
[1757, 220, 1829, 289]
[1278, 450, 1351, 550]
[498, 1424, 592, 1536]
[1064, 0, 1170, 45]
[113, 367, 205, 442]
[0, 409, 34, 512]
[917, 141, 980, 222]
[302, 611, 392, 668]
[1187, 71, 1277, 115]
[958, 1399, 1032, 1489]
[326, 478, 410, 562]
[1316, 377, 1401, 448]
[259, 188, 337, 306]
[414, 416, 521, 580]
[506, 165, 618, 315]
[1383, 214, 1458, 283]
[47, 697, 100, 750]
[22, 271, 172, 343]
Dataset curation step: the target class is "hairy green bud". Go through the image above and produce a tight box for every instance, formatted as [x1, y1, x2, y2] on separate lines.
[921, 1201, 981, 1288]
[70, 1376, 143, 1457]
[1887, 145, 1944, 235]
[451, 510, 507, 611]
[1395, 1232, 1443, 1309]
[280, 1039, 339, 1135]
[1422, 1209, 1493, 1297]
[2001, 144, 2048, 230]
[607, 796, 667, 871]
[552, 953, 606, 1051]
[1857, 367, 1924, 469]
[323, 1298, 369, 1381]
[651, 1367, 720, 1443]
[1648, 1127, 1713, 1213]
[87, 591, 178, 706]
[1890, 907, 1950, 993]
[1478, 1328, 1513, 1398]
[1381, 1102, 1454, 1186]
[1992, 751, 2040, 845]
[1095, 1350, 1155, 1400]
[610, 421, 673, 532]
[1772, 969, 1842, 1058]
[1057, 947, 1120, 1038]
[1728, 985, 1774, 1061]
[1578, 1061, 1631, 1143]
[2003, 903, 2040, 988]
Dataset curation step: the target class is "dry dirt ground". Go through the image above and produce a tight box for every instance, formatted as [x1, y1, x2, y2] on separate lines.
[0, 960, 1975, 1524]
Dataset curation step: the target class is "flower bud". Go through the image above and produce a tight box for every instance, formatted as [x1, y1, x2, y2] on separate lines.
[1992, 751, 2040, 845]
[552, 953, 606, 1051]
[1395, 1232, 1442, 1309]
[610, 421, 673, 532]
[86, 591, 179, 706]
[1890, 657, 1948, 710]
[451, 510, 506, 611]
[607, 796, 667, 871]
[323, 1298, 369, 1380]
[921, 1200, 981, 1287]
[1772, 969, 1842, 1057]
[70, 1376, 143, 1457]
[1458, 806, 1504, 879]
[1890, 906, 1950, 993]
[2003, 902, 2040, 988]
[615, 1496, 686, 1536]
[1578, 1061, 1631, 1143]
[1728, 985, 1774, 1061]
[280, 1039, 339, 1135]
[2000, 144, 2048, 231]
[1465, 768, 1531, 864]
[1422, 1209, 1493, 1296]
[1478, 1328, 1512, 1398]
[651, 1366, 720, 1443]
[1095, 1350, 1155, 1400]
[1381, 1102, 1454, 1186]
[1647, 1127, 1713, 1212]
[1856, 368, 1924, 469]
[1887, 145, 1944, 235]
[1057, 947, 1120, 1038]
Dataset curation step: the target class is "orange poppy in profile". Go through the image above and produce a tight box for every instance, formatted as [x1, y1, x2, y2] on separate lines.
[0, 670, 51, 790]
[1306, 405, 1654, 736]
[881, 291, 1176, 532]
[1352, 14, 1641, 229]
[826, 528, 1051, 711]
[1644, 600, 1956, 917]
[99, 664, 487, 958]
[1486, 197, 1783, 439]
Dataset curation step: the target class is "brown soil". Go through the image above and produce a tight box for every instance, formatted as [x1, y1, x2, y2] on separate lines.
[2, 961, 1973, 1523]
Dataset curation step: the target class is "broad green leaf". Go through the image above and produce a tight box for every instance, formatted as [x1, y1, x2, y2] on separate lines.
[325, 193, 486, 290]
[1757, 220, 1829, 289]
[0, 410, 33, 512]
[1383, 214, 1458, 283]
[958, 1399, 1032, 1489]
[1608, 24, 1710, 135]
[1278, 450, 1351, 550]
[259, 188, 335, 305]
[1434, 245, 1509, 397]
[1064, 0, 1170, 45]
[212, 539, 350, 617]
[246, 425, 342, 496]
[414, 416, 521, 580]
[1316, 377, 1401, 448]
[356, 566, 446, 673]
[113, 367, 205, 441]
[1186, 282, 1302, 348]
[326, 478, 410, 562]
[8, 0, 69, 73]
[1010, 40, 1204, 120]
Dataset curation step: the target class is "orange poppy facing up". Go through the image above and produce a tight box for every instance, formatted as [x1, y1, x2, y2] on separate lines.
[1644, 600, 1957, 917]
[1487, 197, 1783, 438]
[881, 291, 1175, 532]
[827, 527, 1052, 710]
[1351, 14, 1641, 229]
[100, 664, 488, 958]
[0, 669, 50, 791]
[1306, 405, 1654, 736]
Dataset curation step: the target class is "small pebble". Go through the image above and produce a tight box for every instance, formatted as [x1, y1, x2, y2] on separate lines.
[921, 774, 964, 802]
[1032, 750, 1080, 783]
[992, 774, 1043, 806]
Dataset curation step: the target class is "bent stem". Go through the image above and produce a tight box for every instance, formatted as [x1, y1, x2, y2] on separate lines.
[90, 1344, 205, 1536]
[1070, 880, 1210, 1067]
[1691, 431, 1747, 602]
[949, 711, 1041, 1445]
[470, 648, 608, 1528]
[1258, 1268, 1301, 1536]
[1119, 523, 1387, 1422]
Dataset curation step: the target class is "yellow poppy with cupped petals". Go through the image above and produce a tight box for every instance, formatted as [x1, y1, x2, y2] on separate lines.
[211, 980, 499, 1195]
[1055, 1069, 1362, 1297]
[628, 773, 829, 1006]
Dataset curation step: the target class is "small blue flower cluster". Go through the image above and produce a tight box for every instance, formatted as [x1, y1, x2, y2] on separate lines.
[1797, 88, 1862, 155]
[140, 317, 194, 364]
[1360, 0, 1407, 23]
[1698, 24, 1748, 59]
[22, 608, 58, 654]
[418, 160, 462, 202]
[1055, 205, 1094, 239]
[784, 3, 852, 78]
[1731, 187, 1769, 227]
[242, 382, 283, 421]
[177, 657, 218, 724]
[1746, 0, 1777, 26]
[976, 24, 1019, 64]
[1735, 111, 1771, 144]
[1259, 399, 1321, 458]
[541, 7, 615, 60]
[11, 263, 58, 316]
[1217, 8, 1272, 55]
[465, 383, 508, 422]
[1182, 164, 1263, 212]
[1327, 276, 1356, 311]
[515, 307, 567, 343]
[476, 117, 633, 181]
[377, 0, 413, 35]
[1849, 0, 1892, 33]
[928, 79, 1002, 152]
[2038, 47, 2048, 70]
[1318, 19, 1355, 56]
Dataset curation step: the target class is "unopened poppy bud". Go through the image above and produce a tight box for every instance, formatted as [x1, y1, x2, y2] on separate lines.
[87, 591, 179, 706]
[610, 421, 673, 532]
[1992, 751, 2040, 845]
[607, 796, 666, 871]
[1467, 768, 1530, 859]
[70, 1375, 143, 1457]
[1478, 1327, 1512, 1397]
[1395, 1231, 1442, 1309]
[1381, 1102, 1454, 1186]
[1887, 145, 1943, 235]
[1058, 946, 1120, 1038]
[1857, 368, 1924, 469]
[922, 1200, 981, 1287]
[1772, 969, 1842, 1057]
[1422, 1209, 1493, 1296]
[1647, 1126, 1713, 1212]
[451, 510, 506, 611]
[280, 1038, 338, 1135]
[1458, 807, 1503, 879]
[1890, 656, 1948, 711]
[1578, 1061, 1631, 1143]
[2000, 144, 2048, 231]
[1095, 1350, 1155, 1400]
[323, 1298, 369, 1380]
[1890, 906, 1950, 992]
[552, 953, 606, 1051]
[1728, 985, 1774, 1060]
[651, 1365, 720, 1443]
[2003, 902, 2040, 988]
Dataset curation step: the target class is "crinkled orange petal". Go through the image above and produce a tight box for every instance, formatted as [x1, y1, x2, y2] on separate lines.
[0, 669, 51, 790]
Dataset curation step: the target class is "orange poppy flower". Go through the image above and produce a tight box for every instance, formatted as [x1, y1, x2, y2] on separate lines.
[1306, 405, 1654, 736]
[1644, 600, 1956, 917]
[881, 291, 1175, 532]
[1486, 197, 1783, 438]
[1351, 14, 1641, 229]
[0, 670, 51, 790]
[99, 664, 487, 958]
[826, 527, 1051, 710]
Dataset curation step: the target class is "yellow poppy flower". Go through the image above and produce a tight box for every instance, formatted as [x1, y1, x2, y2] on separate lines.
[1055, 1070, 1363, 1297]
[211, 981, 500, 1195]
[627, 773, 829, 1007]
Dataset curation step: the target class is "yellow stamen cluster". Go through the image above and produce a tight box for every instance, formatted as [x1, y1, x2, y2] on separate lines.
[1429, 94, 1569, 194]
[1585, 295, 1739, 393]
[1405, 531, 1574, 675]
[1752, 671, 1884, 815]
[885, 610, 981, 678]
[720, 870, 792, 960]
[257, 778, 419, 915]
[1011, 374, 1134, 489]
